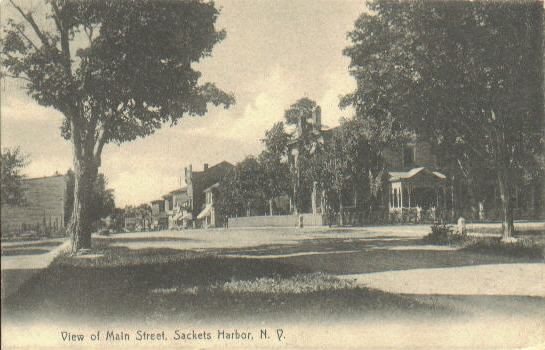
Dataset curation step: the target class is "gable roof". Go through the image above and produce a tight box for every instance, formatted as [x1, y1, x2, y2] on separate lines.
[389, 167, 446, 182]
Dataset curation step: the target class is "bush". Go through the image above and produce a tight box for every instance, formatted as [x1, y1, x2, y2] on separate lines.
[423, 224, 454, 244]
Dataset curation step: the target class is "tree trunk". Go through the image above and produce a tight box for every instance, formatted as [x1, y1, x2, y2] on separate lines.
[338, 190, 344, 226]
[320, 189, 326, 215]
[68, 155, 98, 253]
[497, 171, 515, 240]
[269, 199, 274, 216]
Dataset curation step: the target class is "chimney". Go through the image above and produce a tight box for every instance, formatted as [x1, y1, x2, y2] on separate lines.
[185, 165, 192, 184]
[312, 106, 322, 130]
[204, 163, 209, 171]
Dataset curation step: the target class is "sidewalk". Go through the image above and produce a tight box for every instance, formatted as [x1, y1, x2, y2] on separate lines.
[1, 240, 71, 300]
[341, 263, 545, 297]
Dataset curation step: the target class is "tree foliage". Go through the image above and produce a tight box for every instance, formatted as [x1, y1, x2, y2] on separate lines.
[215, 156, 266, 218]
[342, 0, 544, 237]
[2, 0, 234, 251]
[1, 147, 28, 206]
[308, 118, 388, 215]
[64, 170, 115, 227]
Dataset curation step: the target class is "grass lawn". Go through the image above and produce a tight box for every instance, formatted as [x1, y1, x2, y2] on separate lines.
[1, 248, 52, 256]
[2, 247, 442, 326]
[3, 229, 544, 326]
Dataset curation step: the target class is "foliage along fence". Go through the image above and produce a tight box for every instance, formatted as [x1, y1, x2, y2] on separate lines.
[0, 207, 66, 239]
[0, 175, 67, 239]
[228, 214, 324, 228]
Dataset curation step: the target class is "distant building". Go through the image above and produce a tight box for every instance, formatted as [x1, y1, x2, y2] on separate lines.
[383, 140, 544, 222]
[150, 199, 168, 230]
[185, 161, 233, 226]
[1, 175, 67, 237]
[197, 182, 223, 228]
[167, 187, 192, 229]
[383, 141, 449, 223]
[147, 161, 233, 230]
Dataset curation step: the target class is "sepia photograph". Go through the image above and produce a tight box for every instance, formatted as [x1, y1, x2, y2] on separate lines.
[1, 0, 544, 349]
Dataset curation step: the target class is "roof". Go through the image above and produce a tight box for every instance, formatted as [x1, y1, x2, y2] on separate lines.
[170, 187, 187, 195]
[389, 167, 446, 182]
[203, 182, 220, 193]
[192, 161, 234, 191]
[197, 204, 213, 219]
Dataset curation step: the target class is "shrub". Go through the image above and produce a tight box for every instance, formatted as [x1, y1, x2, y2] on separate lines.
[423, 224, 454, 244]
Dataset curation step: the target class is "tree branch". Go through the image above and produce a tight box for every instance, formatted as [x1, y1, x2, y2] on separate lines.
[2, 73, 32, 82]
[49, 0, 72, 75]
[93, 126, 107, 165]
[14, 25, 39, 51]
[9, 0, 50, 47]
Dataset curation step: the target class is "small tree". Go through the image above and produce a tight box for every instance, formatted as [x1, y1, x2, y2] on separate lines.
[2, 0, 234, 252]
[1, 147, 28, 206]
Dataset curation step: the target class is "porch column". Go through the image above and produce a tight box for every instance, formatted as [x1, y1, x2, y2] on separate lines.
[451, 184, 455, 219]
[311, 181, 318, 215]
[400, 183, 403, 209]
[408, 184, 411, 208]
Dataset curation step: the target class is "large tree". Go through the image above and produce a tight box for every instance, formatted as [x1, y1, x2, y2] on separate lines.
[284, 98, 323, 214]
[64, 170, 115, 229]
[307, 118, 388, 225]
[1, 147, 27, 206]
[215, 156, 266, 218]
[259, 122, 291, 215]
[342, 0, 543, 239]
[2, 0, 234, 252]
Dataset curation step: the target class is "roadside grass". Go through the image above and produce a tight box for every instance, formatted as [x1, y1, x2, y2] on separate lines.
[421, 224, 544, 259]
[4, 231, 543, 324]
[3, 244, 441, 324]
[460, 236, 544, 258]
[1, 241, 63, 249]
[1, 248, 51, 256]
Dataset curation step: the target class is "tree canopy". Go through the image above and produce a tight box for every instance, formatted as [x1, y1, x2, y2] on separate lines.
[2, 0, 234, 251]
[1, 147, 28, 206]
[342, 0, 544, 237]
[3, 0, 234, 147]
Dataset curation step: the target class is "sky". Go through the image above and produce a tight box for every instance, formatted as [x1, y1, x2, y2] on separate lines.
[1, 0, 367, 207]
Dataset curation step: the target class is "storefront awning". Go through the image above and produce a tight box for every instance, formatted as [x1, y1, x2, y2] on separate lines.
[197, 204, 212, 220]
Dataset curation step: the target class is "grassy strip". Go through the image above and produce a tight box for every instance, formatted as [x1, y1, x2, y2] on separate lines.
[1, 248, 51, 256]
[422, 225, 544, 258]
[461, 236, 544, 258]
[1, 241, 63, 249]
[4, 245, 440, 323]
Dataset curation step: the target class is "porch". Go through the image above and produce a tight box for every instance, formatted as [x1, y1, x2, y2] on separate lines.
[389, 168, 450, 223]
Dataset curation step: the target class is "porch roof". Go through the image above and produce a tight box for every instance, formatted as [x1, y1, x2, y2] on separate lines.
[389, 167, 446, 182]
[197, 204, 213, 220]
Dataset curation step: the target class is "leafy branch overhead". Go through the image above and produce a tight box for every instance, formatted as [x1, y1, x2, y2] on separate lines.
[2, 0, 234, 252]
[2, 0, 235, 151]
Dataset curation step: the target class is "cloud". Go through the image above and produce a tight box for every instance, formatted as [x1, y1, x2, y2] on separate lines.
[110, 169, 179, 207]
[317, 68, 357, 128]
[222, 67, 295, 141]
[1, 94, 64, 122]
